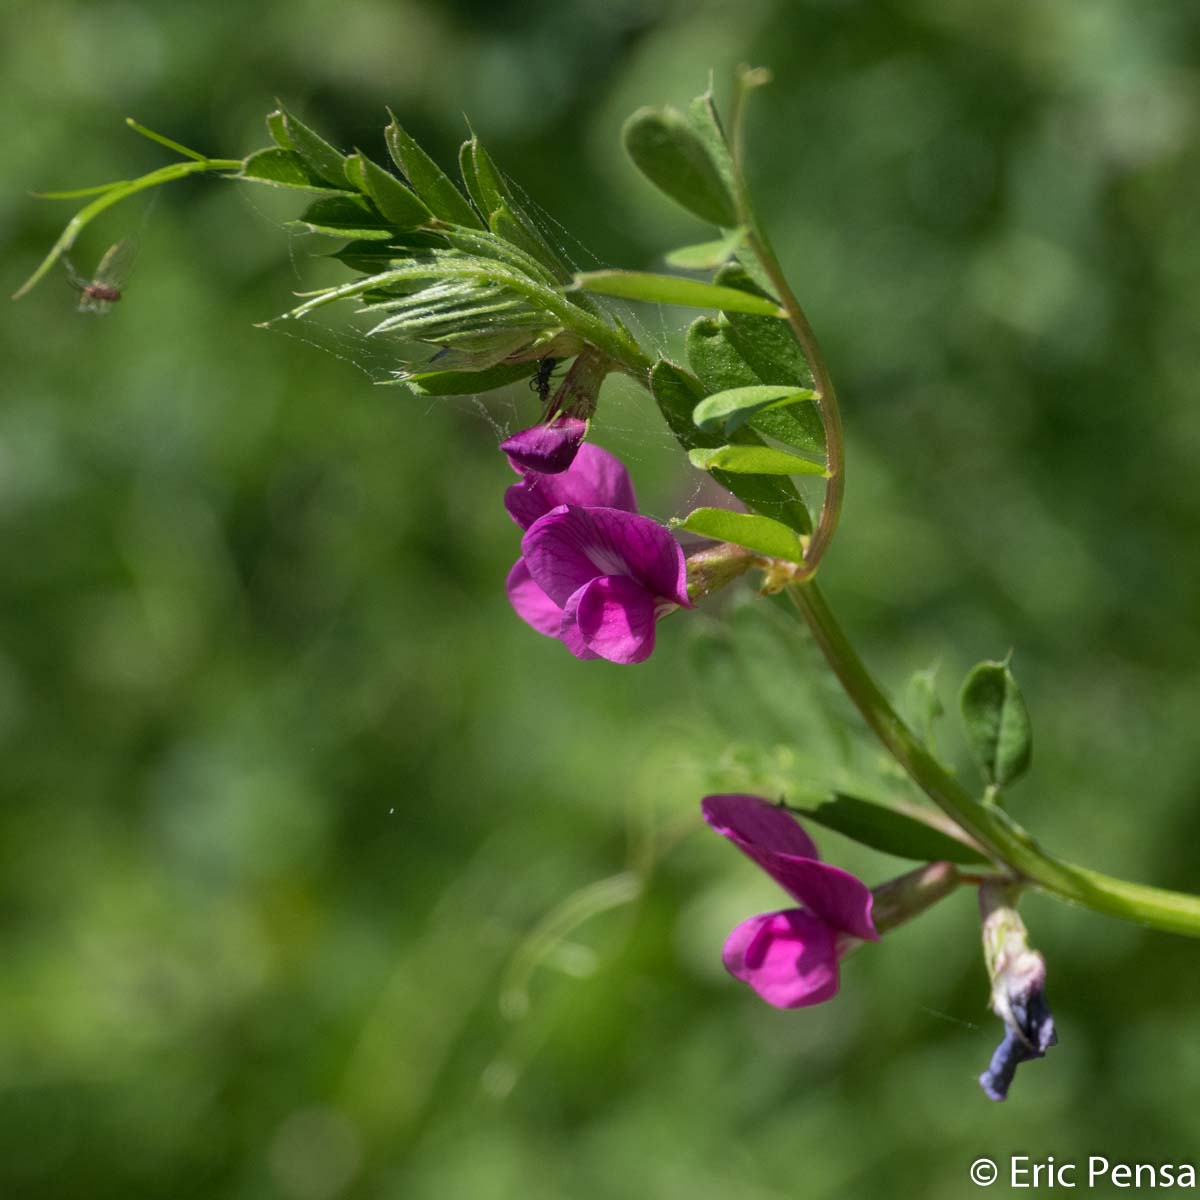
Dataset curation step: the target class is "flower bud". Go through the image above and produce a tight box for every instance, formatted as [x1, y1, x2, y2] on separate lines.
[501, 416, 587, 474]
[684, 542, 757, 601]
[870, 860, 960, 934]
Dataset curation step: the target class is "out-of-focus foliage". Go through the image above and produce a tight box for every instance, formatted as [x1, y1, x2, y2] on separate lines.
[4, 1, 1200, 1197]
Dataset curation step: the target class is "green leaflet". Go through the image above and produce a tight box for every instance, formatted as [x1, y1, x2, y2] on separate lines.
[573, 271, 784, 317]
[685, 90, 738, 209]
[272, 106, 350, 188]
[345, 153, 431, 230]
[397, 361, 535, 396]
[664, 227, 747, 270]
[458, 137, 569, 282]
[239, 148, 354, 194]
[331, 235, 449, 273]
[295, 196, 394, 240]
[266, 109, 289, 148]
[691, 384, 819, 434]
[458, 138, 489, 220]
[673, 508, 805, 563]
[793, 794, 988, 865]
[960, 660, 1033, 789]
[385, 114, 482, 229]
[714, 263, 813, 382]
[688, 445, 827, 476]
[622, 106, 738, 227]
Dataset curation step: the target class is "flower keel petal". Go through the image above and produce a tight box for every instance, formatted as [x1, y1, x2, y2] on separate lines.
[722, 909, 841, 1008]
[565, 575, 658, 664]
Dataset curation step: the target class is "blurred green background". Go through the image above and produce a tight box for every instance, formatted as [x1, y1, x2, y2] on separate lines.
[3, 1, 1199, 1196]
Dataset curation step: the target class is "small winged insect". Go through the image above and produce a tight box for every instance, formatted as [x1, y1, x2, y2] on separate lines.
[529, 356, 558, 406]
[63, 239, 137, 315]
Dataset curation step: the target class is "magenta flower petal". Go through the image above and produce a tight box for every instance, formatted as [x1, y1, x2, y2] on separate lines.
[504, 443, 638, 530]
[703, 794, 821, 859]
[722, 909, 841, 1008]
[501, 416, 588, 475]
[505, 559, 564, 638]
[702, 795, 878, 942]
[562, 575, 658, 664]
[559, 617, 600, 661]
[506, 559, 598, 658]
[522, 506, 691, 610]
[773, 859, 878, 943]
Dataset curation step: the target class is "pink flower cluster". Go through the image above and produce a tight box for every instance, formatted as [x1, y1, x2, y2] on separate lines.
[504, 443, 691, 664]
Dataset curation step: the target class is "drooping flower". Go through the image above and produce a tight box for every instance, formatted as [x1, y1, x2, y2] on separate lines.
[500, 415, 587, 475]
[702, 794, 878, 1008]
[978, 882, 1058, 1101]
[503, 443, 690, 664]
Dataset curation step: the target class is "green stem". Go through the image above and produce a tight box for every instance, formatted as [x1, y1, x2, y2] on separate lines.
[788, 580, 1200, 938]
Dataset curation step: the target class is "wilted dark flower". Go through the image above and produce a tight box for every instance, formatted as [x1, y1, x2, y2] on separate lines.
[978, 882, 1058, 1101]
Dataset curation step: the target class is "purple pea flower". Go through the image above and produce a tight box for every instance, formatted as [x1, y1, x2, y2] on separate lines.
[702, 794, 879, 1008]
[504, 443, 691, 664]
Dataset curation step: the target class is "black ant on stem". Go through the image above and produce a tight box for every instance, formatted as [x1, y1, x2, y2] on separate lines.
[529, 357, 559, 407]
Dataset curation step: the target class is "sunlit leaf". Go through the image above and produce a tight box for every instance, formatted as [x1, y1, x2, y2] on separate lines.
[622, 106, 738, 227]
[673, 507, 806, 563]
[692, 384, 818, 432]
[689, 445, 826, 475]
[573, 271, 783, 316]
